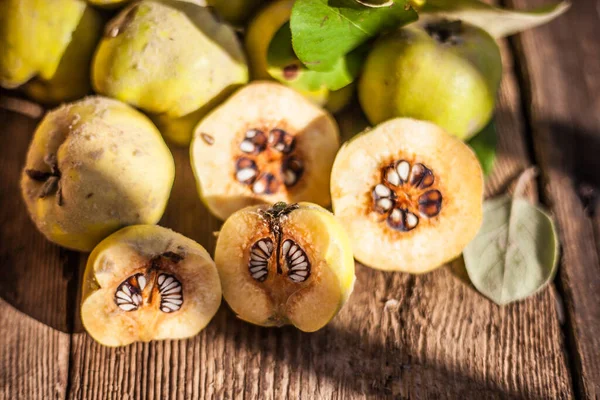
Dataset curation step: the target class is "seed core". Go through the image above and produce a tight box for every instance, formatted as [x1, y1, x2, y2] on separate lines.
[247, 203, 311, 283]
[235, 128, 304, 195]
[113, 252, 185, 313]
[372, 160, 443, 232]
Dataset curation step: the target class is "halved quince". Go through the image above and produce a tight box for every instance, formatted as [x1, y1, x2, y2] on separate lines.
[190, 81, 340, 220]
[214, 202, 355, 332]
[81, 225, 221, 347]
[331, 118, 484, 273]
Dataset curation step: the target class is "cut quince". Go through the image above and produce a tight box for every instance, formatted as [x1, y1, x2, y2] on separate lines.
[214, 202, 355, 332]
[331, 118, 484, 273]
[81, 225, 221, 347]
[190, 81, 340, 220]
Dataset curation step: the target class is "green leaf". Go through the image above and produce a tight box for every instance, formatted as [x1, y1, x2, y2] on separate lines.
[290, 0, 417, 72]
[468, 119, 497, 177]
[418, 0, 570, 38]
[463, 168, 560, 305]
[267, 22, 364, 91]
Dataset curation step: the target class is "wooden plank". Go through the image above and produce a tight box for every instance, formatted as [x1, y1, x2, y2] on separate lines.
[383, 38, 573, 399]
[66, 41, 572, 400]
[507, 0, 600, 397]
[0, 108, 73, 399]
[0, 299, 71, 400]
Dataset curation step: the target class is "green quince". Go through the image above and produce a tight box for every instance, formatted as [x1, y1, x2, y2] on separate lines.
[0, 0, 102, 104]
[92, 0, 248, 145]
[359, 20, 502, 140]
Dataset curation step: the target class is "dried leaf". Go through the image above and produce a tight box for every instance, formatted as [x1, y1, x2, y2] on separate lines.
[417, 0, 570, 38]
[463, 168, 559, 305]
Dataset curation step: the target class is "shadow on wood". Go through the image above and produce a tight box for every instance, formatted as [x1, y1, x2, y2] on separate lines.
[0, 109, 79, 333]
[545, 120, 600, 217]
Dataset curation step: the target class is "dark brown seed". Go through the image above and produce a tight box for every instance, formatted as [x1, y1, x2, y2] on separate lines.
[418, 190, 442, 217]
[200, 133, 215, 145]
[240, 129, 267, 154]
[25, 169, 52, 181]
[387, 208, 406, 231]
[252, 173, 280, 195]
[268, 128, 295, 154]
[235, 157, 258, 185]
[386, 208, 419, 232]
[281, 156, 304, 187]
[410, 163, 434, 189]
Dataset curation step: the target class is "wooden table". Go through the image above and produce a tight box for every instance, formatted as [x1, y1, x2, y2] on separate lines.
[1, 0, 598, 398]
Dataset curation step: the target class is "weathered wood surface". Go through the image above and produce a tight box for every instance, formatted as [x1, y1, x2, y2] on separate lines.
[0, 110, 72, 400]
[508, 0, 600, 397]
[1, 0, 597, 397]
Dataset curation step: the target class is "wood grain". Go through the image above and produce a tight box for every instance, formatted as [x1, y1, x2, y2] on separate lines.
[507, 0, 600, 397]
[0, 109, 74, 399]
[0, 2, 587, 397]
[0, 299, 70, 400]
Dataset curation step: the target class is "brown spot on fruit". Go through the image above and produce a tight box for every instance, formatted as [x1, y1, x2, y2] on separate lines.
[283, 64, 299, 80]
[200, 132, 215, 145]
